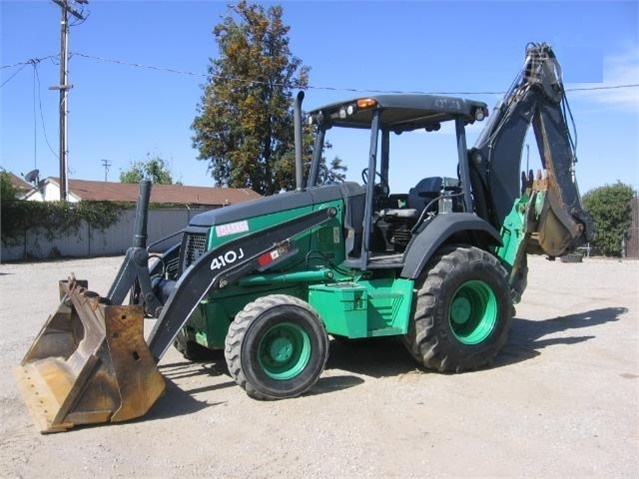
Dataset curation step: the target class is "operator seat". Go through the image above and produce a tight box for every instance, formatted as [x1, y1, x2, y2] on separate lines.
[371, 177, 441, 254]
[407, 177, 446, 217]
[376, 176, 447, 223]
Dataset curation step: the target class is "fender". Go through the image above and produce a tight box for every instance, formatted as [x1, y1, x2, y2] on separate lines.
[401, 213, 502, 279]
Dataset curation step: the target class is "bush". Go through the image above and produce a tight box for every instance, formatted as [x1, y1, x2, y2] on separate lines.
[582, 182, 635, 257]
[1, 173, 125, 246]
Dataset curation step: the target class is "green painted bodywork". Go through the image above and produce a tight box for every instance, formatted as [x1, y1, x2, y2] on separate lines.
[238, 270, 334, 286]
[308, 277, 414, 338]
[497, 190, 546, 268]
[186, 200, 345, 349]
[207, 201, 344, 255]
[192, 283, 309, 349]
[496, 194, 528, 269]
[495, 190, 545, 302]
[183, 196, 419, 350]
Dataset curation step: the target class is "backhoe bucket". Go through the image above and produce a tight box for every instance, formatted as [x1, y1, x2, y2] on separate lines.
[14, 279, 165, 433]
[529, 172, 593, 257]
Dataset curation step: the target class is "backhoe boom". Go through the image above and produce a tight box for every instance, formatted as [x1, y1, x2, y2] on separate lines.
[470, 42, 593, 253]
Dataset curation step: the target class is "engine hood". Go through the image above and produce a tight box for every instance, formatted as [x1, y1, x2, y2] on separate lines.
[187, 183, 363, 230]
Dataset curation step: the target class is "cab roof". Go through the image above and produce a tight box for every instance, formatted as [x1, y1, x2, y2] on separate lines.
[308, 94, 488, 132]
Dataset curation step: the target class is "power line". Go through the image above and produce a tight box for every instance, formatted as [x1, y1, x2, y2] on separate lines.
[2, 53, 638, 96]
[71, 52, 206, 78]
[69, 52, 503, 94]
[32, 62, 59, 158]
[1, 55, 58, 70]
[1, 62, 29, 88]
[1, 56, 60, 90]
[68, 51, 639, 96]
[563, 84, 639, 92]
[1, 61, 30, 70]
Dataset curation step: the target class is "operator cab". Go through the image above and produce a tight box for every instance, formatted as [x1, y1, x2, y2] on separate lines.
[306, 95, 488, 270]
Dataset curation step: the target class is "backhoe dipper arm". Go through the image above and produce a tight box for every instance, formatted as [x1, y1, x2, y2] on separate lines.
[146, 207, 337, 361]
[470, 43, 593, 256]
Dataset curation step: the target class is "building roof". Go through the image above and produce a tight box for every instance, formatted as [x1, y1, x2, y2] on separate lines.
[4, 172, 32, 191]
[28, 177, 261, 205]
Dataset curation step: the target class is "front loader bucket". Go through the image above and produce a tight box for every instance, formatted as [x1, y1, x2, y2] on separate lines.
[14, 279, 165, 433]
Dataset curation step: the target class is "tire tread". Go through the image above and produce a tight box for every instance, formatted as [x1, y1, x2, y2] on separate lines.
[403, 246, 512, 373]
[225, 294, 328, 400]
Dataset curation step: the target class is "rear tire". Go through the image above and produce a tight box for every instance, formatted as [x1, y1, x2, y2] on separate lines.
[403, 246, 512, 372]
[225, 295, 329, 400]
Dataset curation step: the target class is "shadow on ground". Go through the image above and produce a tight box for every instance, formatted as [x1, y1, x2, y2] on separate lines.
[144, 377, 228, 422]
[143, 306, 627, 418]
[156, 355, 367, 406]
[496, 306, 628, 368]
[158, 339, 416, 396]
[307, 374, 366, 396]
[327, 307, 628, 376]
[127, 360, 235, 423]
[326, 337, 419, 378]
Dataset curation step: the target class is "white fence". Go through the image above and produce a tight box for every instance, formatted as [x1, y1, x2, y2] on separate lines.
[1, 207, 211, 262]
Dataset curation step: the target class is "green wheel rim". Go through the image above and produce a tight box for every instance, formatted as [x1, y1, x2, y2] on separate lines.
[449, 280, 498, 345]
[258, 322, 311, 380]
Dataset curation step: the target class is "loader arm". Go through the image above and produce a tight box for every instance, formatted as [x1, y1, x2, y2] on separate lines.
[147, 207, 337, 361]
[15, 183, 336, 433]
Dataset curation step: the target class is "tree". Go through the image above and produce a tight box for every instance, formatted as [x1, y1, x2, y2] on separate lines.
[120, 155, 173, 184]
[582, 181, 635, 257]
[317, 156, 348, 185]
[0, 171, 20, 204]
[191, 1, 309, 195]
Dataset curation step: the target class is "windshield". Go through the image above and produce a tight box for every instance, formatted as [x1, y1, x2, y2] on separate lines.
[313, 120, 485, 194]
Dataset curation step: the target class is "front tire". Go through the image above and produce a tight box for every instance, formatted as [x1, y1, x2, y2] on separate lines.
[225, 295, 329, 400]
[403, 246, 512, 372]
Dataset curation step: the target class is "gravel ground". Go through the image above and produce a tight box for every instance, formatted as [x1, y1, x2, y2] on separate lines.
[0, 255, 637, 478]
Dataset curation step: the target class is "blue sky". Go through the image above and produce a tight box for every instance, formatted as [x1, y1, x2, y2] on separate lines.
[1, 0, 638, 195]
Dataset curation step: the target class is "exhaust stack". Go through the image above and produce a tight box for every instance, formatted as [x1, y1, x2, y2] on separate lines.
[294, 91, 305, 191]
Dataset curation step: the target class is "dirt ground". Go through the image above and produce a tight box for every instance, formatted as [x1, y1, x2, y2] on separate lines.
[0, 255, 637, 478]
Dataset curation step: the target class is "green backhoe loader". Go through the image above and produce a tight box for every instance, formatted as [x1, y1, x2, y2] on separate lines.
[16, 43, 593, 433]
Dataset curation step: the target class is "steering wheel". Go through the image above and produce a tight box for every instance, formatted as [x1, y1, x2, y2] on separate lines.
[361, 168, 390, 193]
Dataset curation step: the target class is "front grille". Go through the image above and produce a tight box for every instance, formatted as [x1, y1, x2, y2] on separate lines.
[182, 232, 208, 270]
[165, 256, 180, 279]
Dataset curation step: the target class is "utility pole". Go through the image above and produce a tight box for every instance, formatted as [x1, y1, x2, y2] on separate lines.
[50, 1, 87, 201]
[101, 159, 111, 182]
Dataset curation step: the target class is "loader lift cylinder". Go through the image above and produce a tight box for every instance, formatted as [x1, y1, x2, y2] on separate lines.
[132, 179, 152, 248]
